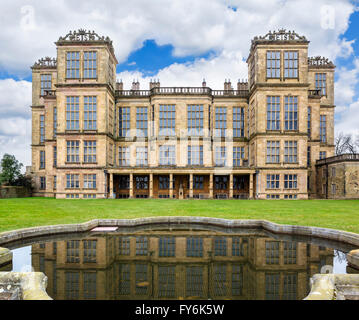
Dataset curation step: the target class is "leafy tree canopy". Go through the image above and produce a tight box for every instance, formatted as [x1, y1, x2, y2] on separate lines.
[0, 154, 23, 186]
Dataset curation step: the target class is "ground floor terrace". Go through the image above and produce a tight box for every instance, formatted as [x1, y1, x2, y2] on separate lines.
[108, 170, 256, 200]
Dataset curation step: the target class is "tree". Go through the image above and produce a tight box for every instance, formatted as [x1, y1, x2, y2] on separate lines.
[335, 132, 356, 155]
[0, 154, 23, 186]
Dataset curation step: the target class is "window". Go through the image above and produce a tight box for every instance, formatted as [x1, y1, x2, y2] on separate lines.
[232, 265, 243, 296]
[187, 105, 203, 136]
[193, 175, 204, 190]
[267, 174, 280, 189]
[119, 107, 130, 137]
[186, 266, 203, 298]
[40, 177, 46, 190]
[266, 51, 281, 78]
[267, 141, 280, 163]
[40, 151, 45, 169]
[65, 272, 79, 300]
[159, 237, 175, 257]
[320, 115, 327, 143]
[159, 145, 176, 165]
[215, 176, 228, 190]
[283, 274, 297, 300]
[53, 176, 57, 190]
[215, 107, 227, 137]
[233, 176, 246, 190]
[284, 51, 298, 78]
[331, 184, 336, 195]
[66, 240, 80, 263]
[83, 272, 97, 300]
[53, 107, 57, 138]
[213, 264, 227, 296]
[40, 74, 51, 96]
[186, 237, 203, 257]
[135, 176, 148, 189]
[233, 107, 245, 138]
[332, 167, 336, 177]
[307, 107, 311, 137]
[84, 96, 97, 130]
[284, 242, 297, 264]
[136, 107, 148, 137]
[84, 52, 97, 79]
[188, 145, 203, 165]
[83, 240, 97, 263]
[84, 141, 96, 163]
[319, 151, 327, 160]
[119, 147, 130, 166]
[284, 96, 298, 130]
[135, 264, 148, 295]
[119, 176, 130, 190]
[232, 238, 245, 257]
[214, 237, 227, 256]
[136, 237, 148, 256]
[159, 176, 170, 189]
[158, 266, 176, 298]
[66, 174, 80, 189]
[315, 73, 327, 96]
[159, 105, 176, 136]
[66, 96, 79, 130]
[233, 147, 245, 167]
[215, 147, 227, 167]
[307, 146, 311, 167]
[284, 174, 297, 189]
[40, 115, 45, 143]
[267, 96, 280, 130]
[119, 264, 130, 295]
[118, 237, 130, 255]
[136, 147, 148, 166]
[284, 141, 298, 163]
[66, 141, 80, 163]
[84, 174, 96, 189]
[66, 52, 80, 79]
[266, 241, 279, 264]
[265, 274, 280, 300]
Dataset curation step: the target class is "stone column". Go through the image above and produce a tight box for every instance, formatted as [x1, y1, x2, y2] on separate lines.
[249, 173, 254, 199]
[230, 174, 234, 199]
[150, 173, 153, 198]
[130, 174, 134, 198]
[109, 173, 114, 199]
[170, 174, 174, 199]
[189, 173, 193, 198]
[209, 174, 214, 199]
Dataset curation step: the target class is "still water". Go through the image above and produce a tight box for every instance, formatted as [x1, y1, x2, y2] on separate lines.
[5, 225, 358, 300]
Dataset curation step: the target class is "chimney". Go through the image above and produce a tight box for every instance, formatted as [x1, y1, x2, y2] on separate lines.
[116, 80, 123, 91]
[150, 79, 160, 90]
[224, 79, 232, 91]
[237, 79, 248, 91]
[132, 80, 140, 90]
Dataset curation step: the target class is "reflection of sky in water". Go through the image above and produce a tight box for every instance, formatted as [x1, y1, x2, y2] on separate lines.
[333, 251, 348, 274]
[11, 246, 32, 272]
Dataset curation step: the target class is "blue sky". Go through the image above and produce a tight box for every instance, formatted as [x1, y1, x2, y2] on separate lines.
[0, 0, 358, 166]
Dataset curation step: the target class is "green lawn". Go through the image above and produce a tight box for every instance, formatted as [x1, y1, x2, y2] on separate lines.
[0, 198, 358, 234]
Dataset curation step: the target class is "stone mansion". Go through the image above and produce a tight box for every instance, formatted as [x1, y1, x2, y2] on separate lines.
[30, 29, 336, 200]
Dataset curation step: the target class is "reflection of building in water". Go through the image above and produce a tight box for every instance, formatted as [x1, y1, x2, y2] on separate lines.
[31, 231, 334, 300]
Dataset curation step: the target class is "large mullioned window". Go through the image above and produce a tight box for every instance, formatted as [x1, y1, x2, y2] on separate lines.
[187, 105, 204, 136]
[84, 52, 97, 79]
[136, 147, 148, 166]
[320, 115, 327, 143]
[215, 147, 227, 167]
[66, 52, 80, 79]
[159, 145, 176, 165]
[119, 147, 130, 166]
[119, 107, 130, 137]
[266, 141, 280, 163]
[284, 96, 298, 131]
[188, 145, 203, 166]
[67, 141, 80, 163]
[136, 107, 148, 137]
[233, 147, 245, 167]
[66, 97, 80, 130]
[233, 107, 245, 137]
[267, 174, 280, 189]
[84, 174, 96, 189]
[66, 174, 80, 189]
[53, 107, 57, 138]
[315, 73, 327, 96]
[40, 115, 45, 143]
[284, 174, 297, 189]
[284, 51, 298, 78]
[84, 96, 97, 130]
[215, 107, 227, 137]
[267, 96, 280, 130]
[83, 141, 96, 163]
[284, 141, 298, 163]
[266, 51, 281, 78]
[159, 105, 176, 136]
[40, 74, 52, 96]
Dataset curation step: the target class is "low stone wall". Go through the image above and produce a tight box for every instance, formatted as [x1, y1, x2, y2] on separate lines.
[347, 250, 359, 270]
[0, 247, 12, 267]
[0, 186, 31, 199]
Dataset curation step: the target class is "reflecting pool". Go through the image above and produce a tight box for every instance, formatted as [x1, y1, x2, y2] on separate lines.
[5, 225, 359, 300]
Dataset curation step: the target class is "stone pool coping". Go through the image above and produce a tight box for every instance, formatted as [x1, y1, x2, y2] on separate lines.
[0, 217, 359, 269]
[0, 272, 52, 300]
[0, 248, 12, 267]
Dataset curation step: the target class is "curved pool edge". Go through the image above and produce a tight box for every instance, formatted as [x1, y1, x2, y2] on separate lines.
[0, 217, 359, 269]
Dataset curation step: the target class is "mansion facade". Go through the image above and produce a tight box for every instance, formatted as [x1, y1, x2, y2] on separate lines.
[30, 29, 335, 199]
